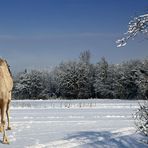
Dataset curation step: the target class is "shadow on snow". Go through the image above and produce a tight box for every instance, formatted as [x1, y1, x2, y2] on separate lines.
[64, 131, 148, 148]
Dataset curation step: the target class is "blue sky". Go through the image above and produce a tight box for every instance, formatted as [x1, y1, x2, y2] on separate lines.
[0, 0, 148, 72]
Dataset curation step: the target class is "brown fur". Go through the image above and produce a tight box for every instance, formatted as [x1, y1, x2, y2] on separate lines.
[0, 58, 13, 144]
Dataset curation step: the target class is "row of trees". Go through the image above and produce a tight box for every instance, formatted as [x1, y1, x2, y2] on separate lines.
[12, 51, 148, 100]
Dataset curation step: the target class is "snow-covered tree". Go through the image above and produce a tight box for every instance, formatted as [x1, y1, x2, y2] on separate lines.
[77, 64, 89, 98]
[28, 70, 44, 99]
[54, 61, 79, 99]
[117, 60, 143, 99]
[116, 13, 148, 47]
[13, 69, 51, 99]
[13, 69, 31, 99]
[134, 102, 148, 136]
[50, 51, 95, 99]
[77, 51, 95, 98]
[135, 60, 148, 137]
[94, 57, 116, 98]
[41, 71, 58, 99]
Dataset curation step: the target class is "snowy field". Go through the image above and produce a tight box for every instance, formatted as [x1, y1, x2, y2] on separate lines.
[0, 99, 148, 148]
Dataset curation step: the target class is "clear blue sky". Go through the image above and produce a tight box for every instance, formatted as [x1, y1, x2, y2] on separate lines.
[0, 0, 148, 72]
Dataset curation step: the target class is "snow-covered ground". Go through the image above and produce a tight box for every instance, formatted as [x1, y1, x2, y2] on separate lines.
[0, 99, 148, 148]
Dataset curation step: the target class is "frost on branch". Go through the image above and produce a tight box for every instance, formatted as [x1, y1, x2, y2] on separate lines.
[116, 14, 148, 47]
[134, 102, 148, 136]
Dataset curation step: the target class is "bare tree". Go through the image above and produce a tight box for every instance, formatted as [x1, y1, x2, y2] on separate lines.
[79, 50, 91, 64]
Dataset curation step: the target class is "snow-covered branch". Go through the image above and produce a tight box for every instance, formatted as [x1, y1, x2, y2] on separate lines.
[116, 14, 148, 47]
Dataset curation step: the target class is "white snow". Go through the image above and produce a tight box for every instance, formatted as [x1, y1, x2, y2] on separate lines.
[0, 99, 147, 148]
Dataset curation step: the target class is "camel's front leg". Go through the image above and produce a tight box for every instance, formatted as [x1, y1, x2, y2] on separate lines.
[6, 101, 11, 130]
[1, 105, 9, 144]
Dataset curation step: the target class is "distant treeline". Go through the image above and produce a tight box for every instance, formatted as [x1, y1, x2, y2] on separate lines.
[13, 51, 148, 100]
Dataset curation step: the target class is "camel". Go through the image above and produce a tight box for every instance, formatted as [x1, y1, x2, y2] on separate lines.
[0, 58, 13, 144]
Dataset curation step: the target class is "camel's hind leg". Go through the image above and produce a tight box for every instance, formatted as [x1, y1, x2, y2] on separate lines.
[6, 101, 11, 130]
[1, 104, 9, 144]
